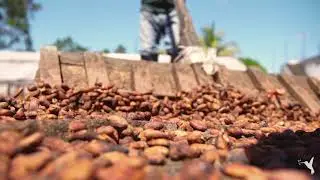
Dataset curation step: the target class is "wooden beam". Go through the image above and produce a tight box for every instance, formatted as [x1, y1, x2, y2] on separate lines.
[218, 67, 259, 95]
[247, 67, 297, 103]
[84, 52, 110, 87]
[247, 67, 275, 91]
[59, 52, 85, 66]
[105, 57, 133, 91]
[60, 52, 88, 89]
[174, 63, 198, 92]
[308, 77, 320, 98]
[279, 74, 320, 113]
[133, 61, 177, 97]
[39, 46, 62, 85]
[191, 63, 213, 86]
[60, 65, 88, 89]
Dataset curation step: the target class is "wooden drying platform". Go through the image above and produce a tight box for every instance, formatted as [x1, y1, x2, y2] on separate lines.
[36, 46, 320, 114]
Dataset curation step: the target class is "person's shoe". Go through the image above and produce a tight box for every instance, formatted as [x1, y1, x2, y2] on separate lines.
[141, 54, 158, 62]
[167, 48, 181, 62]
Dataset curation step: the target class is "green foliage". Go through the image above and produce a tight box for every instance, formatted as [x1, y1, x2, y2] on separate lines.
[200, 22, 239, 57]
[53, 36, 113, 53]
[114, 44, 127, 53]
[201, 23, 221, 49]
[0, 0, 41, 50]
[102, 48, 110, 53]
[200, 22, 268, 72]
[239, 57, 267, 73]
[53, 36, 88, 52]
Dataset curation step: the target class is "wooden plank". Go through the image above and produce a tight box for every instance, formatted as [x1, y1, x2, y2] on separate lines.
[175, 0, 201, 46]
[104, 57, 133, 91]
[247, 67, 296, 101]
[218, 67, 259, 95]
[279, 74, 320, 113]
[84, 52, 110, 87]
[191, 63, 213, 86]
[133, 61, 177, 96]
[61, 64, 88, 89]
[308, 77, 320, 98]
[174, 63, 198, 92]
[39, 46, 62, 85]
[60, 52, 84, 66]
[34, 69, 40, 81]
[247, 67, 280, 91]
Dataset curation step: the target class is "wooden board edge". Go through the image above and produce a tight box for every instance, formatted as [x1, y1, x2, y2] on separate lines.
[39, 46, 62, 85]
[277, 74, 320, 113]
[307, 77, 320, 99]
[246, 67, 265, 92]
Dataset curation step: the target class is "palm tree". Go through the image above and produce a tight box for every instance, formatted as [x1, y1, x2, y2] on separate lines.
[200, 22, 267, 72]
[200, 22, 239, 57]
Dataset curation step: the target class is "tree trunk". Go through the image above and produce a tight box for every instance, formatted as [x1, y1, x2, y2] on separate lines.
[23, 1, 34, 51]
[24, 21, 33, 51]
[175, 0, 201, 46]
[25, 33, 33, 51]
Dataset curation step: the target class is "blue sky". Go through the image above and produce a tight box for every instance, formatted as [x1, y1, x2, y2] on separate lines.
[31, 0, 320, 73]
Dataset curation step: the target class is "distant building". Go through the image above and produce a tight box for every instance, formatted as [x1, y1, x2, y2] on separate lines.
[281, 55, 320, 79]
[0, 51, 39, 95]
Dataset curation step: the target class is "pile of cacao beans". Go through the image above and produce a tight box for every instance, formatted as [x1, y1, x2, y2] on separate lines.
[0, 81, 319, 180]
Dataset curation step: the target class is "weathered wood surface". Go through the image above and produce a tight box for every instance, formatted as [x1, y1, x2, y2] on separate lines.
[247, 67, 280, 91]
[218, 67, 259, 95]
[279, 75, 320, 113]
[308, 77, 320, 98]
[34, 69, 40, 81]
[247, 67, 296, 101]
[134, 61, 177, 96]
[59, 51, 88, 89]
[61, 65, 88, 89]
[174, 63, 198, 92]
[39, 46, 62, 85]
[191, 63, 213, 86]
[59, 52, 84, 66]
[104, 57, 133, 91]
[84, 52, 109, 87]
[37, 49, 320, 113]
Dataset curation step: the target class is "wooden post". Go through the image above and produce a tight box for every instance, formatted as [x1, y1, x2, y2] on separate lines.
[39, 46, 62, 85]
[175, 0, 201, 46]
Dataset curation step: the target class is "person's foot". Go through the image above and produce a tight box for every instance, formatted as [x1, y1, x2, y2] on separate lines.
[141, 54, 158, 62]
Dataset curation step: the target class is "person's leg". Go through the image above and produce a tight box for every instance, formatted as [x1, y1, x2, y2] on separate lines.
[140, 10, 161, 62]
[165, 9, 181, 61]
